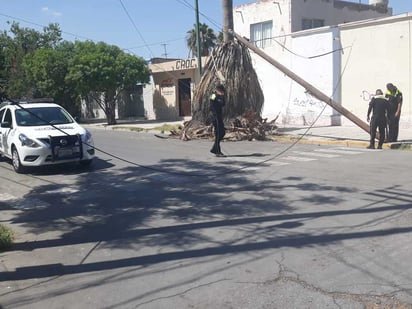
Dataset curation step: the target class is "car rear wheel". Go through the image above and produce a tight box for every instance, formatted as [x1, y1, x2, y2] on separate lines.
[12, 147, 25, 173]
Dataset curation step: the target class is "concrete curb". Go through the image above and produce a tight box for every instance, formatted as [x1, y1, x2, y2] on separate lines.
[276, 134, 412, 150]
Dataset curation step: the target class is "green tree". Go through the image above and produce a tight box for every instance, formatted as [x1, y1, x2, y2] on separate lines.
[0, 46, 6, 99]
[186, 23, 217, 57]
[0, 22, 62, 98]
[66, 41, 150, 125]
[23, 41, 80, 115]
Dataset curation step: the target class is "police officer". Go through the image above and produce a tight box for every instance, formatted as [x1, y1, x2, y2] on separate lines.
[367, 89, 389, 149]
[385, 83, 403, 142]
[210, 84, 226, 156]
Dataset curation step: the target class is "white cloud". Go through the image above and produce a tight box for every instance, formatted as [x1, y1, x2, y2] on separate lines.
[41, 7, 62, 17]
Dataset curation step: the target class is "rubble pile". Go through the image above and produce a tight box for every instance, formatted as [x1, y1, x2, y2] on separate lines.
[168, 112, 278, 141]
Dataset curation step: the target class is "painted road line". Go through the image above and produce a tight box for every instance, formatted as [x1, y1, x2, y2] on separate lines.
[228, 156, 290, 166]
[280, 156, 318, 162]
[314, 149, 363, 155]
[292, 151, 339, 158]
[334, 147, 374, 152]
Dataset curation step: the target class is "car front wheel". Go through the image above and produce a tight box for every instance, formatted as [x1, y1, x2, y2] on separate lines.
[12, 147, 25, 173]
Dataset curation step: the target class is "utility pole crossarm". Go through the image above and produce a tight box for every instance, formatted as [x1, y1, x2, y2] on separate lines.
[232, 31, 370, 134]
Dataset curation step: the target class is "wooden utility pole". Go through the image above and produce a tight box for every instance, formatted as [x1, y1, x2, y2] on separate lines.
[195, 0, 202, 75]
[222, 0, 234, 42]
[232, 31, 370, 134]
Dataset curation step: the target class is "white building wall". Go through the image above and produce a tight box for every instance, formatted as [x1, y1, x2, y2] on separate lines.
[339, 14, 412, 128]
[234, 0, 341, 126]
[143, 81, 155, 120]
[233, 0, 412, 129]
[234, 0, 392, 36]
[234, 0, 290, 41]
[248, 28, 339, 126]
[286, 29, 339, 126]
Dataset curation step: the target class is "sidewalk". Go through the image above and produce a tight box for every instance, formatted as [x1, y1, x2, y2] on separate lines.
[276, 125, 412, 150]
[83, 119, 412, 150]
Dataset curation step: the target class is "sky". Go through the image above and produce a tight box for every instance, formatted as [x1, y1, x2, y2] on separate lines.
[0, 0, 411, 61]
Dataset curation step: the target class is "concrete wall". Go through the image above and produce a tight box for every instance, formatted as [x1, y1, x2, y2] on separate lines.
[245, 27, 339, 126]
[286, 28, 340, 126]
[233, 1, 412, 129]
[340, 14, 412, 128]
[80, 88, 145, 121]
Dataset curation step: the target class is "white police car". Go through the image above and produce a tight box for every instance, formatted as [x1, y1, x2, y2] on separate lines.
[0, 100, 95, 173]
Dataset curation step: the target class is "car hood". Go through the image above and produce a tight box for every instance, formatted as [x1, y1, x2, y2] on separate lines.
[18, 123, 87, 138]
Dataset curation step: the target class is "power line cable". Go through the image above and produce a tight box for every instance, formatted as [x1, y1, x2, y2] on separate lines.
[1, 6, 355, 178]
[118, 0, 155, 58]
[0, 12, 93, 41]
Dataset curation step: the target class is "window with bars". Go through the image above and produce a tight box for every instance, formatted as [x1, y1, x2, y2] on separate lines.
[302, 18, 325, 30]
[250, 21, 273, 48]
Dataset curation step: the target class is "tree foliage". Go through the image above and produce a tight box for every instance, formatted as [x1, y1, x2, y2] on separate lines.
[0, 22, 150, 124]
[186, 23, 217, 57]
[23, 41, 80, 115]
[0, 22, 62, 98]
[66, 41, 150, 124]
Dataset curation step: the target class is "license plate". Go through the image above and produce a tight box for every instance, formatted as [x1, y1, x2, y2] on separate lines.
[55, 146, 80, 158]
[58, 148, 73, 157]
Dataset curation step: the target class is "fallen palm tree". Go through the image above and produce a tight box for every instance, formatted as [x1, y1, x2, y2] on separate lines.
[191, 40, 264, 124]
[168, 39, 267, 141]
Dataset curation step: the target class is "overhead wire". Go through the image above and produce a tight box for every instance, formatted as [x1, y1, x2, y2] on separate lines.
[0, 3, 355, 179]
[118, 0, 155, 58]
[0, 12, 93, 42]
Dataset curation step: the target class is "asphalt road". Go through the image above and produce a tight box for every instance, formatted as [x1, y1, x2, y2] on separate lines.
[1, 129, 412, 309]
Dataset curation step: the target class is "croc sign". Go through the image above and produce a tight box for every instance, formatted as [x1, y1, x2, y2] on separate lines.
[175, 58, 197, 70]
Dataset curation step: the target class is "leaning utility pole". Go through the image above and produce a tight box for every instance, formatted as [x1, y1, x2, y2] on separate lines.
[232, 31, 370, 134]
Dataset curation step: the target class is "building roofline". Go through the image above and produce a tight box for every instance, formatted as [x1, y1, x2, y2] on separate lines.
[334, 0, 391, 14]
[290, 12, 412, 37]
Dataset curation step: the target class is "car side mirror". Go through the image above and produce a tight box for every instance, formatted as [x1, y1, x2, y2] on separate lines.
[1, 121, 11, 128]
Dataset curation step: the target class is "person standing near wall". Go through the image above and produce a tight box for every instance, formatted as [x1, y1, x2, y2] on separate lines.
[385, 83, 403, 142]
[367, 89, 389, 149]
[210, 84, 226, 157]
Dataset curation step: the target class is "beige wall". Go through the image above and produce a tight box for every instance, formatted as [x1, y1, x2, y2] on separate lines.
[148, 58, 206, 120]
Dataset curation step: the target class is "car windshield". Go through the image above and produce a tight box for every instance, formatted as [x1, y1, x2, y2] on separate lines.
[15, 107, 74, 126]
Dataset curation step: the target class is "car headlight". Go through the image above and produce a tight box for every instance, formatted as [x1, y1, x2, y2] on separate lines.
[82, 130, 94, 145]
[19, 134, 41, 148]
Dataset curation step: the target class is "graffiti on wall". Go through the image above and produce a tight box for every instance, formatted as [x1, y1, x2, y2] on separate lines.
[292, 96, 325, 110]
[361, 90, 374, 102]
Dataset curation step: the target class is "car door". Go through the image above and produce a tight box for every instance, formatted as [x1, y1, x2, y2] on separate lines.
[0, 108, 13, 156]
[0, 108, 6, 153]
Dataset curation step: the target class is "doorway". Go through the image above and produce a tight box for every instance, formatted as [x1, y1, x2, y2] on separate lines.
[178, 78, 192, 117]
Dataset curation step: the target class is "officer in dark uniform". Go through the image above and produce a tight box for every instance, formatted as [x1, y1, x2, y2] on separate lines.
[210, 84, 226, 156]
[385, 83, 403, 142]
[367, 89, 389, 149]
